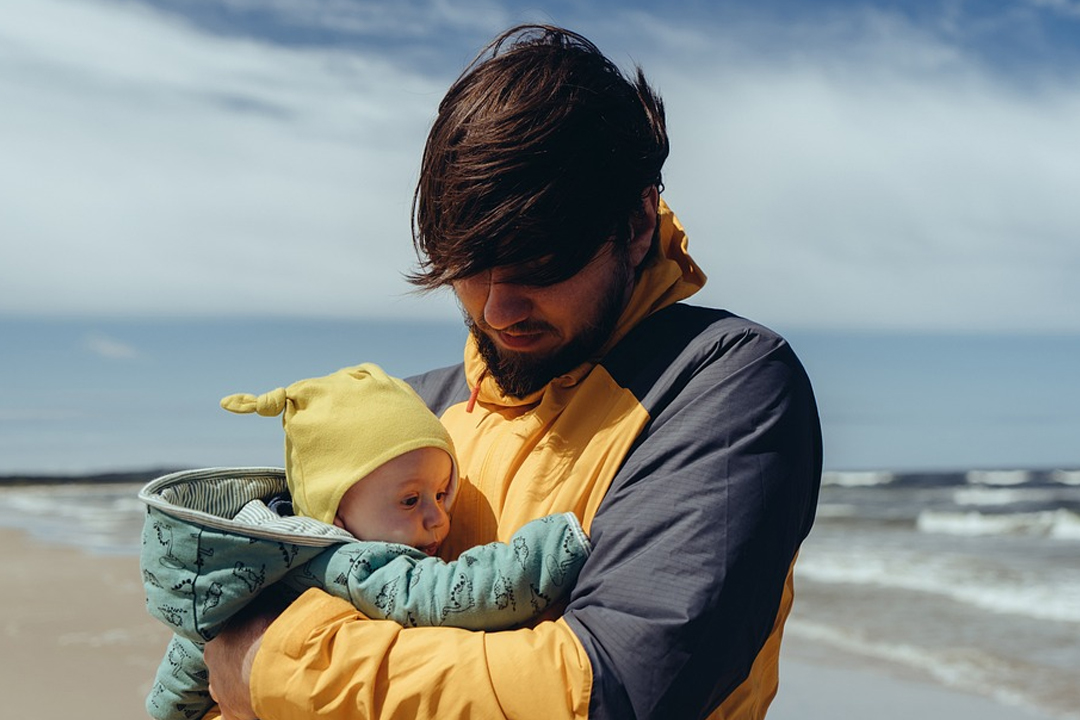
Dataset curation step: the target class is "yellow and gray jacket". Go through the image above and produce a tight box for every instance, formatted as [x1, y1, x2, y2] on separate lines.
[240, 203, 823, 720]
[139, 468, 590, 720]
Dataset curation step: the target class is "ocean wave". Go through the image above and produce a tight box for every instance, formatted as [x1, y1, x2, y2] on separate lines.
[966, 470, 1031, 486]
[951, 487, 1048, 506]
[784, 620, 1074, 719]
[917, 508, 1080, 541]
[821, 471, 895, 487]
[814, 503, 859, 518]
[0, 484, 144, 554]
[1053, 470, 1080, 486]
[795, 549, 1080, 623]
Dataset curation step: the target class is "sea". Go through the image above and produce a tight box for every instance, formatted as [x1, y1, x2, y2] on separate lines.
[790, 468, 1080, 720]
[2, 317, 1080, 717]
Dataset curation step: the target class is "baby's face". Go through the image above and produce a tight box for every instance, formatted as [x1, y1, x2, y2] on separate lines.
[334, 447, 453, 556]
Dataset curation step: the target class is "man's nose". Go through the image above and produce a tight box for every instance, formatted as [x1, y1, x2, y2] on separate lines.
[483, 281, 532, 330]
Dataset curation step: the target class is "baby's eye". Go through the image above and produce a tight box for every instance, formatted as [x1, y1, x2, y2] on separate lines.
[401, 495, 419, 508]
[436, 491, 448, 502]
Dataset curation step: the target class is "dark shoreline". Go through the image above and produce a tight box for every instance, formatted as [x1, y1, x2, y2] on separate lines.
[0, 468, 184, 486]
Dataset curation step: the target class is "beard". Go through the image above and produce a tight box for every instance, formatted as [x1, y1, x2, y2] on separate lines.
[466, 251, 633, 398]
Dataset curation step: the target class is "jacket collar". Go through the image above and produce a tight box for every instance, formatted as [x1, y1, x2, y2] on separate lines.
[463, 199, 707, 408]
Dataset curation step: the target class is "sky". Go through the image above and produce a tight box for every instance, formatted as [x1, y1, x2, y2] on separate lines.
[2, 0, 1080, 475]
[3, 0, 1080, 333]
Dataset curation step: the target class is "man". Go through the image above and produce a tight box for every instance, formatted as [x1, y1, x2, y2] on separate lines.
[206, 24, 821, 720]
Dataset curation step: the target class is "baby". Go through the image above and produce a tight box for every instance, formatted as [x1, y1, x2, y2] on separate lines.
[141, 363, 590, 720]
[222, 361, 460, 557]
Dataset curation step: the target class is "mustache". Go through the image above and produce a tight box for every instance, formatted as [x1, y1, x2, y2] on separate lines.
[468, 317, 557, 336]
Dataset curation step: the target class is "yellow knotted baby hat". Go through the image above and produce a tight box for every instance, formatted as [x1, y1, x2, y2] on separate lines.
[221, 363, 458, 525]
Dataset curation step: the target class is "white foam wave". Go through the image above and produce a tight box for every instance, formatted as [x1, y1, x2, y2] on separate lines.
[1050, 511, 1080, 541]
[1052, 469, 1080, 486]
[966, 470, 1031, 486]
[822, 471, 894, 487]
[0, 484, 144, 554]
[796, 549, 1080, 623]
[952, 487, 1042, 506]
[917, 508, 1080, 541]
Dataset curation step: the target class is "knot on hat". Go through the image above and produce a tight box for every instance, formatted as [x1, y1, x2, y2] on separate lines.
[218, 363, 459, 525]
[220, 387, 288, 417]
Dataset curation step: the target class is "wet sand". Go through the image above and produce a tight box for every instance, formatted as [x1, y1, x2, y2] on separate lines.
[0, 528, 172, 719]
[771, 634, 1059, 720]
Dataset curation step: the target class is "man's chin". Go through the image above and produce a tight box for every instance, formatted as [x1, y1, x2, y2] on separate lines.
[474, 330, 564, 397]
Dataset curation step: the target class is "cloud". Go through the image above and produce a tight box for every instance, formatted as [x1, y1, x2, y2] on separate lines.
[83, 332, 140, 359]
[0, 0, 459, 320]
[1027, 0, 1080, 19]
[200, 0, 510, 39]
[617, 8, 1080, 332]
[2, 0, 1078, 332]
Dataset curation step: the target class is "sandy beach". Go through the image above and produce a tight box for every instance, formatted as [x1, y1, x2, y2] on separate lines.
[1, 521, 1063, 720]
[771, 634, 1058, 720]
[0, 528, 173, 719]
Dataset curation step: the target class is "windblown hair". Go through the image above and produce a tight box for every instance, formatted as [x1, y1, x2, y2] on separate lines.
[409, 24, 669, 289]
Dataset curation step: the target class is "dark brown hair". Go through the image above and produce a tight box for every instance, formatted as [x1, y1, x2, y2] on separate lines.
[409, 24, 668, 289]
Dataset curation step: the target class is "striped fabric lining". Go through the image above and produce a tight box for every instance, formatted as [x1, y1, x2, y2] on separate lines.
[138, 467, 358, 548]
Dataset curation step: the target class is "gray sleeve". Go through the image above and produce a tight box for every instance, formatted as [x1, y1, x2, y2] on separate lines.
[282, 511, 591, 630]
[565, 312, 822, 719]
[405, 362, 470, 416]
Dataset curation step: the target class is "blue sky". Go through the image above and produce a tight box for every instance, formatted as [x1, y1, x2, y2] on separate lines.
[2, 0, 1080, 475]
[3, 0, 1080, 333]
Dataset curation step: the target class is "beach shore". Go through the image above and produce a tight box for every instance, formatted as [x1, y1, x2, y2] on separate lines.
[771, 634, 1058, 720]
[0, 528, 172, 719]
[0, 525, 1059, 720]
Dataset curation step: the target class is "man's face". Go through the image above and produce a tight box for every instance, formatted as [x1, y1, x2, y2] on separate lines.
[453, 241, 635, 397]
[450, 187, 659, 397]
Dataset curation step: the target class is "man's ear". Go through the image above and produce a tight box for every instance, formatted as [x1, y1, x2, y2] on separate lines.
[628, 185, 659, 270]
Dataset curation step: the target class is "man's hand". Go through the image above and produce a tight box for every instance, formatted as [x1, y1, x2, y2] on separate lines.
[205, 593, 286, 720]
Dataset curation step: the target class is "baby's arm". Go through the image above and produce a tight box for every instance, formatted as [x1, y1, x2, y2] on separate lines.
[141, 503, 327, 720]
[281, 512, 591, 630]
